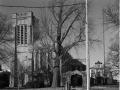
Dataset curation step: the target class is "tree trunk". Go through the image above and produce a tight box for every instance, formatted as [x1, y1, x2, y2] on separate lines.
[51, 66, 60, 87]
[51, 34, 61, 87]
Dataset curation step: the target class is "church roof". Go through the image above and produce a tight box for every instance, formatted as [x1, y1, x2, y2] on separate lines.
[64, 59, 86, 66]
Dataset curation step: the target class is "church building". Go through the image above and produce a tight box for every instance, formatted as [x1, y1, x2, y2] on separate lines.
[12, 11, 45, 86]
[12, 11, 86, 87]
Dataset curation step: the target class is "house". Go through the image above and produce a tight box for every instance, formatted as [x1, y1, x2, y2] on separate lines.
[90, 61, 104, 85]
[62, 59, 86, 87]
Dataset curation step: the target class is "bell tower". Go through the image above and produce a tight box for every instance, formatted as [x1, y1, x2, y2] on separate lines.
[12, 11, 34, 85]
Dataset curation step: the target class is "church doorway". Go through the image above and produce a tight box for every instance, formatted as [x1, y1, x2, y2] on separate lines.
[71, 74, 82, 87]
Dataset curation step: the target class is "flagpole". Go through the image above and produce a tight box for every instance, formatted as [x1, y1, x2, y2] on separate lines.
[85, 0, 90, 90]
[102, 10, 106, 85]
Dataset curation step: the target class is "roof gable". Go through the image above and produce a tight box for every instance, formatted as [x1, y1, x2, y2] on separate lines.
[64, 59, 85, 66]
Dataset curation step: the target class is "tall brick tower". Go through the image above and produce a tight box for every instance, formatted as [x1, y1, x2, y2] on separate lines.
[12, 11, 34, 86]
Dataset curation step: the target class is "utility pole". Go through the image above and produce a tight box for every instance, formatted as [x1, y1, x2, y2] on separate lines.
[85, 0, 90, 90]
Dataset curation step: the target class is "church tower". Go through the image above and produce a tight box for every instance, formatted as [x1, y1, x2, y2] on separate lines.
[12, 11, 52, 86]
[12, 11, 34, 85]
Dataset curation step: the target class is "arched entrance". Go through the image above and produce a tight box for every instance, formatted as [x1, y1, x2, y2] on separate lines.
[71, 74, 82, 87]
[62, 70, 86, 87]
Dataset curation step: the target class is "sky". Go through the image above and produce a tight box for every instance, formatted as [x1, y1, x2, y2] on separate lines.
[0, 0, 115, 68]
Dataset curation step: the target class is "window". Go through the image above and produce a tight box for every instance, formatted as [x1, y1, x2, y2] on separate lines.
[21, 25, 24, 44]
[91, 69, 95, 73]
[77, 66, 80, 70]
[16, 25, 28, 45]
[17, 26, 20, 44]
[80, 67, 83, 71]
[72, 66, 75, 71]
[30, 25, 33, 43]
[25, 25, 27, 44]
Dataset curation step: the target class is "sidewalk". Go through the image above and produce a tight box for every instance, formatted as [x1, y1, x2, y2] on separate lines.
[0, 87, 64, 90]
[0, 87, 119, 90]
[91, 87, 119, 90]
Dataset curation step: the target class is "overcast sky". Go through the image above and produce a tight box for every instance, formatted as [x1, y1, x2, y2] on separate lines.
[0, 0, 115, 68]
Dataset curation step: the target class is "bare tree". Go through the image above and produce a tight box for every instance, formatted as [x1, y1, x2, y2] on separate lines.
[106, 38, 119, 69]
[34, 0, 98, 87]
[103, 0, 119, 29]
[0, 12, 13, 66]
[103, 0, 119, 75]
[103, 39, 119, 77]
[0, 12, 15, 87]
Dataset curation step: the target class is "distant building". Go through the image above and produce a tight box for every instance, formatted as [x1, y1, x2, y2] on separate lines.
[89, 61, 117, 85]
[90, 61, 104, 78]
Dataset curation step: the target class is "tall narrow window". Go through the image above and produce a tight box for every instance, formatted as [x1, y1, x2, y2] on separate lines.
[30, 25, 33, 43]
[21, 25, 24, 44]
[25, 25, 27, 44]
[72, 66, 75, 71]
[17, 26, 20, 44]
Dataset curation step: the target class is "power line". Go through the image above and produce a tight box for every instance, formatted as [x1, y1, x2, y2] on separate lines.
[0, 3, 84, 9]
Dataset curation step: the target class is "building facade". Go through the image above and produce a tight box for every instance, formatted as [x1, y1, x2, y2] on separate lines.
[12, 11, 37, 86]
[62, 59, 86, 87]
[12, 11, 53, 86]
[12, 11, 87, 87]
[90, 61, 115, 85]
